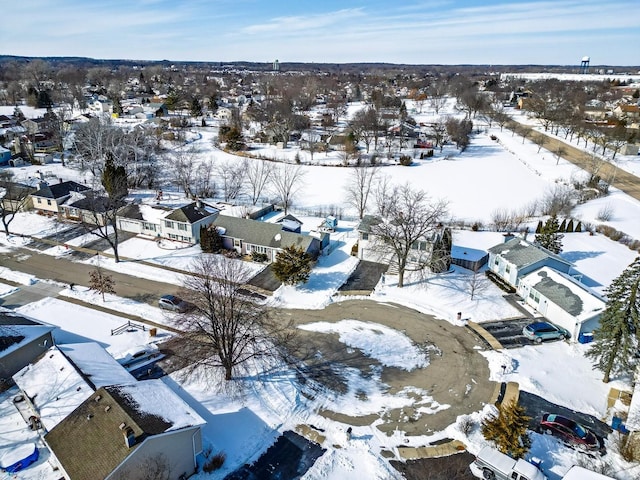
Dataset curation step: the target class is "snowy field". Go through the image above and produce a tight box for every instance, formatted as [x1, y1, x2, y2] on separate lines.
[2, 98, 640, 479]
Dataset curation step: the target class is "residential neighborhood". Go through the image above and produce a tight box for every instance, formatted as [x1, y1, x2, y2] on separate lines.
[1, 30, 640, 480]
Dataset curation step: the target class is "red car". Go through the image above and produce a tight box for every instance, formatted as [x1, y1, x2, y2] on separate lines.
[540, 413, 600, 451]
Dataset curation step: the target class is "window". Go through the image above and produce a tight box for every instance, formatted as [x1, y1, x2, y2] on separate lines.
[37, 198, 41, 204]
[529, 289, 540, 303]
[177, 223, 187, 231]
[234, 239, 241, 247]
[252, 245, 267, 254]
[362, 233, 369, 240]
[494, 257, 499, 265]
[142, 222, 156, 232]
[505, 265, 511, 274]
[165, 220, 174, 229]
[47, 199, 52, 206]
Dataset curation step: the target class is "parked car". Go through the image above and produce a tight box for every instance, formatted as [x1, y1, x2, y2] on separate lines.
[522, 321, 569, 343]
[469, 445, 547, 480]
[158, 294, 193, 313]
[540, 413, 600, 451]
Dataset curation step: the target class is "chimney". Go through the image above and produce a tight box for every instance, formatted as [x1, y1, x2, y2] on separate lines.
[59, 178, 63, 184]
[503, 232, 515, 243]
[123, 426, 136, 448]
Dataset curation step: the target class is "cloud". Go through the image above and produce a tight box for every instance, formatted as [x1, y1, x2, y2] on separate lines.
[242, 8, 365, 34]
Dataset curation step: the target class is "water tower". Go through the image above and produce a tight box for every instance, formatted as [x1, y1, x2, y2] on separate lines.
[273, 59, 280, 72]
[580, 56, 590, 74]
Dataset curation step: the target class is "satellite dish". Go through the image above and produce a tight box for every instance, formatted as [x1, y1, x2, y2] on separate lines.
[275, 233, 282, 242]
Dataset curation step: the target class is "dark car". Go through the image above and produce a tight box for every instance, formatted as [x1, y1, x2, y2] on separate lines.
[522, 321, 570, 343]
[158, 294, 193, 313]
[540, 413, 600, 451]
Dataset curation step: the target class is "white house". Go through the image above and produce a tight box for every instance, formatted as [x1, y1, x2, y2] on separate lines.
[487, 235, 573, 289]
[117, 201, 219, 245]
[517, 266, 606, 341]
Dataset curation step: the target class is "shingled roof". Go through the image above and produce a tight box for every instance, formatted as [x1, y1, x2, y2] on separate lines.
[32, 180, 90, 200]
[213, 214, 319, 251]
[164, 202, 218, 223]
[488, 237, 572, 270]
[45, 381, 205, 480]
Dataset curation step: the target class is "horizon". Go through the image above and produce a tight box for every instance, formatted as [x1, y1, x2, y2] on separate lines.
[4, 0, 639, 66]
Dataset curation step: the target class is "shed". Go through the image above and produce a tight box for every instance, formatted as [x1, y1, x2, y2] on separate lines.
[451, 245, 488, 271]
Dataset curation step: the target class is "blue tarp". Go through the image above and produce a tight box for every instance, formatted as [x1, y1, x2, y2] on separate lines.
[1, 443, 39, 473]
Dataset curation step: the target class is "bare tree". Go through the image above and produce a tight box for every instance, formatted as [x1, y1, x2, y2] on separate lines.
[176, 255, 294, 381]
[344, 165, 379, 219]
[271, 164, 305, 214]
[171, 145, 199, 198]
[245, 159, 273, 205]
[216, 160, 245, 202]
[370, 183, 448, 287]
[0, 174, 33, 235]
[467, 265, 489, 300]
[88, 264, 116, 301]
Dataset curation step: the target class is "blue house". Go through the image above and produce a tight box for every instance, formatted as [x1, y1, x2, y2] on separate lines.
[0, 146, 11, 165]
[487, 234, 573, 289]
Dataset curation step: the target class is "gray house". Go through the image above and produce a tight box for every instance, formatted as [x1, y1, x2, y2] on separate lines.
[45, 381, 205, 480]
[0, 311, 56, 389]
[212, 214, 329, 262]
[487, 235, 573, 288]
[517, 267, 605, 340]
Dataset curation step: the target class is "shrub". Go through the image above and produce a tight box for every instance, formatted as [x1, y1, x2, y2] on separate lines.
[485, 270, 516, 293]
[399, 155, 413, 166]
[596, 203, 615, 222]
[203, 452, 226, 473]
[251, 251, 268, 263]
[457, 415, 476, 435]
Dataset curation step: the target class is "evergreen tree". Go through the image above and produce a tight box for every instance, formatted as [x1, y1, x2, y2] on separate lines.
[566, 219, 574, 233]
[200, 225, 223, 253]
[575, 221, 582, 233]
[535, 220, 543, 234]
[430, 227, 452, 273]
[112, 97, 123, 116]
[481, 399, 531, 459]
[272, 245, 313, 285]
[101, 152, 128, 200]
[190, 97, 203, 117]
[587, 257, 640, 383]
[534, 216, 563, 253]
[559, 218, 566, 232]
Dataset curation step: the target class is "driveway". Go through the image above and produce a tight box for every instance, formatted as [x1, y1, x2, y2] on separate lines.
[272, 299, 495, 435]
[480, 318, 533, 348]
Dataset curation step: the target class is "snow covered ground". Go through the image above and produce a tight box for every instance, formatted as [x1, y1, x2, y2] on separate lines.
[2, 98, 640, 479]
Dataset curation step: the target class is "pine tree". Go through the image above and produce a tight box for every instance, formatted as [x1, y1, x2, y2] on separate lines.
[272, 245, 313, 285]
[535, 220, 543, 234]
[200, 225, 222, 253]
[575, 221, 582, 233]
[481, 399, 531, 459]
[587, 257, 640, 383]
[102, 152, 128, 200]
[534, 216, 563, 253]
[430, 227, 452, 273]
[559, 218, 566, 232]
[190, 97, 203, 117]
[566, 219, 574, 233]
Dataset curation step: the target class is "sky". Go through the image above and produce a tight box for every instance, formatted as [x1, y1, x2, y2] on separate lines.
[3, 0, 639, 66]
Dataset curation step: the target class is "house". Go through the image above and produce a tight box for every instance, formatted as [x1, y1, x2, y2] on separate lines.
[11, 343, 205, 479]
[59, 192, 127, 226]
[45, 381, 205, 480]
[355, 214, 432, 263]
[211, 214, 329, 262]
[21, 117, 49, 135]
[146, 102, 168, 117]
[0, 310, 56, 389]
[117, 201, 219, 245]
[0, 180, 36, 212]
[30, 180, 91, 215]
[0, 145, 11, 165]
[162, 201, 219, 244]
[517, 267, 605, 340]
[487, 235, 573, 289]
